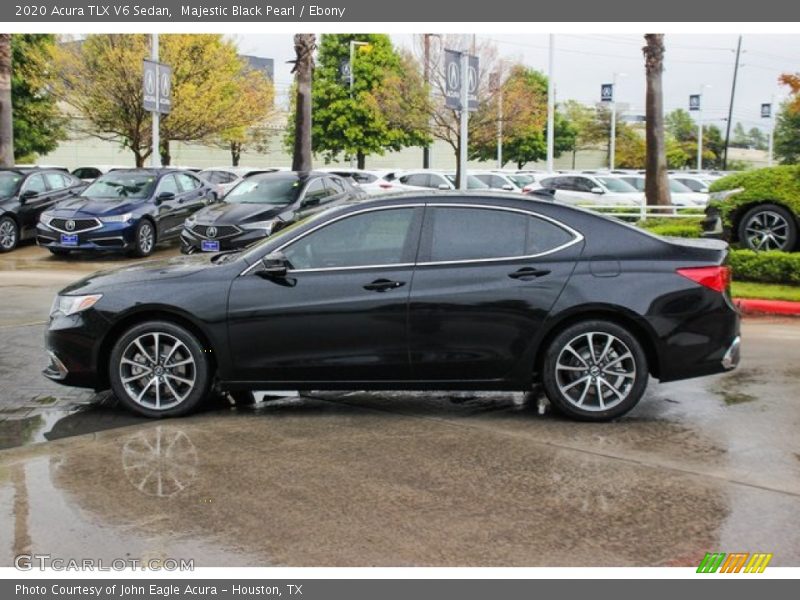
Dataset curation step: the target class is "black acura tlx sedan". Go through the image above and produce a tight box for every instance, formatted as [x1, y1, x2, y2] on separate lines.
[43, 193, 740, 421]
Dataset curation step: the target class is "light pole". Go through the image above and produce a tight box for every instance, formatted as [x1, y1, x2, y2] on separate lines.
[151, 33, 160, 168]
[697, 84, 711, 171]
[546, 34, 555, 172]
[609, 72, 626, 171]
[349, 40, 369, 167]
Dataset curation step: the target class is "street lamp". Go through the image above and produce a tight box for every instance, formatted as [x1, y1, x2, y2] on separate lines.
[609, 72, 626, 171]
[697, 84, 711, 171]
[349, 40, 370, 167]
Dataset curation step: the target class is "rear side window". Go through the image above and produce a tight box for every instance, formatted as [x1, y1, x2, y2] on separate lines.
[427, 207, 574, 262]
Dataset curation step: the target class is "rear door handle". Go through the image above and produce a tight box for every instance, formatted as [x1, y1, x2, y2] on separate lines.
[508, 267, 550, 280]
[363, 279, 405, 292]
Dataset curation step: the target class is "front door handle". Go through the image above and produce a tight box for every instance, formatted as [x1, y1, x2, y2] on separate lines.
[363, 278, 405, 292]
[508, 267, 550, 280]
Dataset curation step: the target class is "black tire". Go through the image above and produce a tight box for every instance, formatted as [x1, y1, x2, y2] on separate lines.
[48, 247, 71, 257]
[228, 391, 258, 405]
[109, 320, 212, 418]
[542, 320, 648, 421]
[130, 219, 156, 257]
[738, 204, 797, 252]
[0, 215, 19, 253]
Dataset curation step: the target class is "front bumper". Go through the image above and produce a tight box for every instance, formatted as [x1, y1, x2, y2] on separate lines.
[37, 220, 137, 251]
[43, 310, 108, 389]
[180, 226, 268, 254]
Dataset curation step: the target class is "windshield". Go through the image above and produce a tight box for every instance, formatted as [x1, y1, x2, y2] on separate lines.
[621, 177, 645, 191]
[225, 174, 303, 205]
[597, 177, 638, 193]
[444, 174, 490, 189]
[669, 179, 693, 193]
[507, 174, 533, 187]
[0, 172, 23, 197]
[82, 173, 156, 200]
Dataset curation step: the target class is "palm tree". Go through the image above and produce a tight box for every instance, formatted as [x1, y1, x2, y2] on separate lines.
[291, 34, 315, 172]
[0, 33, 13, 167]
[643, 34, 670, 206]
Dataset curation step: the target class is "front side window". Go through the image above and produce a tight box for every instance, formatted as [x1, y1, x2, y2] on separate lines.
[427, 207, 575, 262]
[24, 174, 47, 194]
[177, 173, 201, 191]
[45, 173, 70, 190]
[158, 175, 180, 196]
[283, 208, 416, 270]
[302, 178, 331, 204]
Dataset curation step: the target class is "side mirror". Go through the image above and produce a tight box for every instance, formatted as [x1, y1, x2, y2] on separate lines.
[590, 186, 605, 194]
[20, 189, 38, 203]
[301, 196, 320, 208]
[501, 184, 515, 191]
[155, 191, 175, 205]
[437, 183, 450, 190]
[255, 251, 289, 279]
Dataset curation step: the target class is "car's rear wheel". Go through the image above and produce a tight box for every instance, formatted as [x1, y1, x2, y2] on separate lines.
[738, 204, 797, 252]
[0, 216, 19, 253]
[130, 219, 156, 257]
[542, 320, 648, 421]
[109, 321, 212, 418]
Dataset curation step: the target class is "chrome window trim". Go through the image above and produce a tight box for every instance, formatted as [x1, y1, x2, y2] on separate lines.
[239, 202, 583, 276]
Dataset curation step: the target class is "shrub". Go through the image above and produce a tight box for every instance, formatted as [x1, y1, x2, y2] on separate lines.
[637, 217, 703, 238]
[728, 249, 800, 285]
[708, 165, 800, 226]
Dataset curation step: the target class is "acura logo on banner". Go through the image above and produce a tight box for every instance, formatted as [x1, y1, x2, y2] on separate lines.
[761, 103, 772, 118]
[689, 94, 701, 111]
[601, 83, 614, 102]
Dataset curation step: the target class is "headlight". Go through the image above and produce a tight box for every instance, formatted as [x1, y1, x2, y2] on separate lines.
[184, 215, 197, 227]
[241, 220, 278, 233]
[708, 188, 742, 203]
[99, 213, 132, 223]
[40, 212, 54, 223]
[50, 294, 103, 317]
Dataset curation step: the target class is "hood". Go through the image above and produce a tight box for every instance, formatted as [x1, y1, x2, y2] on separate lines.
[50, 196, 142, 217]
[193, 201, 289, 225]
[59, 254, 216, 295]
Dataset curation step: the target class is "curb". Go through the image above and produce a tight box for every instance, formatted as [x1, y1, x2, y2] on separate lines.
[733, 298, 800, 316]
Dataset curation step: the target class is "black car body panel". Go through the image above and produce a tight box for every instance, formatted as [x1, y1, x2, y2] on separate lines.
[44, 193, 739, 397]
[0, 168, 86, 242]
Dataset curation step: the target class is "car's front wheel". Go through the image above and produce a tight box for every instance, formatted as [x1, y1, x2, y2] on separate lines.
[542, 320, 648, 421]
[109, 321, 212, 417]
[738, 204, 797, 252]
[130, 219, 156, 257]
[0, 216, 19, 253]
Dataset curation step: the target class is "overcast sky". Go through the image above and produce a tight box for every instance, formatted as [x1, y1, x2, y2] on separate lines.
[236, 32, 800, 132]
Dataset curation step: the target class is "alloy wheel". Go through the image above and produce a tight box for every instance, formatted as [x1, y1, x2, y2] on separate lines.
[0, 219, 17, 250]
[139, 222, 154, 255]
[744, 210, 791, 251]
[119, 332, 197, 411]
[555, 332, 636, 412]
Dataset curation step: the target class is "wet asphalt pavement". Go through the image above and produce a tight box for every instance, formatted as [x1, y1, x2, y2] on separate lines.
[0, 243, 799, 567]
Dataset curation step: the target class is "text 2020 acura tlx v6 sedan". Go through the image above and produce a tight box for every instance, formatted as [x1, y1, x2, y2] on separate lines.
[43, 193, 740, 421]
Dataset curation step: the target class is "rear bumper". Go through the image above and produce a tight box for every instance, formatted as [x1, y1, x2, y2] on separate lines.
[722, 335, 741, 370]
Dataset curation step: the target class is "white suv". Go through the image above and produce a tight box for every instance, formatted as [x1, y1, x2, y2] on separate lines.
[538, 174, 643, 206]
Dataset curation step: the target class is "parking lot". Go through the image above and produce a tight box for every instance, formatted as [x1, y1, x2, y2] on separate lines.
[0, 242, 799, 567]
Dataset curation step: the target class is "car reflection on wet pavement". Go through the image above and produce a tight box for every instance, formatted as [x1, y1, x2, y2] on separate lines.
[1, 243, 799, 567]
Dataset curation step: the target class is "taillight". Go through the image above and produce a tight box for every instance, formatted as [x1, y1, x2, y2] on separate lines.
[676, 266, 731, 293]
[379, 182, 393, 189]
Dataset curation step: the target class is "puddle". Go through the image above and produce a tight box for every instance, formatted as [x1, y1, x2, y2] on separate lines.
[711, 367, 764, 406]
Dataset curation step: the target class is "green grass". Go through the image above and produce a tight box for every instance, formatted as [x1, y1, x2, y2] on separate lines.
[730, 281, 800, 302]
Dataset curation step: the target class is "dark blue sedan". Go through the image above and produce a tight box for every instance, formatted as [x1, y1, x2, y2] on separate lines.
[36, 169, 216, 257]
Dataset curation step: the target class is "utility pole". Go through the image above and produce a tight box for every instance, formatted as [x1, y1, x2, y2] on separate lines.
[723, 35, 743, 171]
[348, 39, 369, 168]
[546, 34, 555, 172]
[696, 84, 710, 171]
[423, 34, 431, 169]
[151, 33, 160, 168]
[767, 95, 776, 167]
[609, 72, 625, 171]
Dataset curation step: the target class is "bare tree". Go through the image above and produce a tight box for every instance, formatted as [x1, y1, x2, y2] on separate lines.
[0, 34, 13, 167]
[291, 34, 315, 172]
[643, 34, 671, 206]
